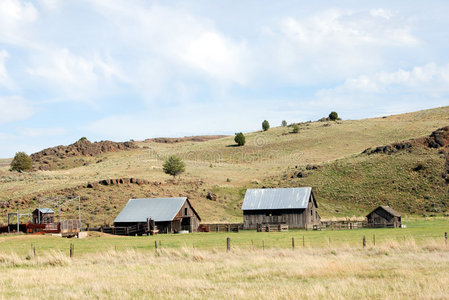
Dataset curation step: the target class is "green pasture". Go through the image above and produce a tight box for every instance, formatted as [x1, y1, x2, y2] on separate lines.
[0, 218, 448, 257]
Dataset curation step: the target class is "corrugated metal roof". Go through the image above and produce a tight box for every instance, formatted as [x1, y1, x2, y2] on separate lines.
[241, 187, 312, 210]
[37, 208, 54, 214]
[114, 198, 187, 223]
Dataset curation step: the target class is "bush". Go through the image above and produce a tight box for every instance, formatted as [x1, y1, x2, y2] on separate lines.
[262, 120, 270, 131]
[329, 111, 338, 121]
[234, 132, 246, 146]
[162, 155, 185, 177]
[10, 152, 33, 172]
[281, 120, 287, 127]
[292, 124, 300, 133]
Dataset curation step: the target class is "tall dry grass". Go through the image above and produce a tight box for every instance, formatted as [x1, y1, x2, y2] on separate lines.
[0, 239, 448, 299]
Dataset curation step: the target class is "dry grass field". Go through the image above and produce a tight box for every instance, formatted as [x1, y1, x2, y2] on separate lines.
[0, 238, 448, 299]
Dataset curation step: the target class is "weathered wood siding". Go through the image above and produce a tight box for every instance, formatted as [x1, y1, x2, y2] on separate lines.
[366, 208, 401, 228]
[174, 200, 201, 232]
[243, 194, 320, 229]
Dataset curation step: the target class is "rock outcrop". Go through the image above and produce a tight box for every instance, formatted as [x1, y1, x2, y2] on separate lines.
[31, 138, 138, 170]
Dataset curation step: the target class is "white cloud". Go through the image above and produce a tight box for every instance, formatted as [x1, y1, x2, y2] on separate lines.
[281, 9, 417, 47]
[37, 0, 62, 12]
[27, 48, 125, 102]
[89, 1, 251, 88]
[311, 62, 449, 117]
[270, 9, 419, 84]
[0, 96, 34, 124]
[321, 62, 449, 94]
[17, 126, 66, 137]
[178, 31, 250, 85]
[0, 0, 38, 44]
[0, 50, 14, 89]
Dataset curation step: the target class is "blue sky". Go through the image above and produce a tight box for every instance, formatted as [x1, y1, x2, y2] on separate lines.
[0, 0, 449, 158]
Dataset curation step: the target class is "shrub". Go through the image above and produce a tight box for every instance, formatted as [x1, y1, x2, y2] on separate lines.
[10, 152, 33, 172]
[162, 155, 185, 177]
[292, 124, 300, 133]
[281, 120, 287, 127]
[234, 132, 246, 146]
[329, 111, 338, 121]
[262, 120, 270, 131]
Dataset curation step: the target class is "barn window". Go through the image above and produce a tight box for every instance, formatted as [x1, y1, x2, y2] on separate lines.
[185, 208, 188, 215]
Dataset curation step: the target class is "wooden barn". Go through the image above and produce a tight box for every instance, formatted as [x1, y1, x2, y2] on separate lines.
[114, 197, 201, 234]
[241, 187, 320, 230]
[366, 206, 401, 228]
[33, 208, 54, 224]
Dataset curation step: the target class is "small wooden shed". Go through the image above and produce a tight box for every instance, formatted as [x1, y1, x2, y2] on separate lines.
[366, 206, 401, 228]
[32, 208, 54, 224]
[241, 187, 320, 229]
[114, 197, 201, 233]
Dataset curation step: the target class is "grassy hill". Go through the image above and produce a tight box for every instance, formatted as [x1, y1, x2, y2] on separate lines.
[0, 106, 448, 225]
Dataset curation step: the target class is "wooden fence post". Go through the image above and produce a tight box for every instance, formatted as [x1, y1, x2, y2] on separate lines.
[226, 237, 231, 252]
[155, 240, 158, 252]
[262, 240, 265, 251]
[302, 236, 305, 248]
[363, 236, 366, 248]
[31, 244, 36, 258]
[70, 243, 74, 258]
[373, 234, 376, 246]
[292, 237, 295, 250]
[445, 232, 447, 246]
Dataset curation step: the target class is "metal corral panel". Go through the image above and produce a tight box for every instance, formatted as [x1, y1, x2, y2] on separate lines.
[114, 198, 187, 223]
[242, 187, 312, 210]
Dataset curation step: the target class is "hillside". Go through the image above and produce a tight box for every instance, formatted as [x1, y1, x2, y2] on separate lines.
[0, 106, 449, 224]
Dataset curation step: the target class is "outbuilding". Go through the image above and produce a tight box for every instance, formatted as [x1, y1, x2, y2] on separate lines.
[241, 187, 320, 229]
[32, 208, 55, 224]
[366, 206, 401, 228]
[114, 197, 201, 233]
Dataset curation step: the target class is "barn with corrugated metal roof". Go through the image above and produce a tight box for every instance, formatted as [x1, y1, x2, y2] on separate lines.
[241, 187, 320, 229]
[114, 197, 201, 233]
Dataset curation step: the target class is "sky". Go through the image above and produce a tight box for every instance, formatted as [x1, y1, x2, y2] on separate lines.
[0, 0, 449, 158]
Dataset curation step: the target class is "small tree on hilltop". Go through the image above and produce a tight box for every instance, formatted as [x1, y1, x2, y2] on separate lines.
[163, 155, 185, 178]
[329, 111, 338, 121]
[262, 120, 270, 131]
[10, 152, 33, 172]
[292, 123, 300, 133]
[281, 120, 287, 127]
[234, 132, 246, 146]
